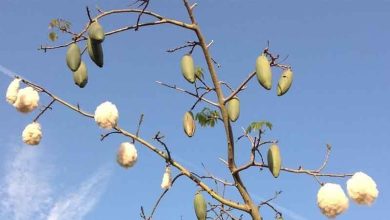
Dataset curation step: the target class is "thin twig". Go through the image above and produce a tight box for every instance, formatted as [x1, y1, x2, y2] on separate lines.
[156, 81, 219, 107]
[33, 99, 56, 122]
[147, 174, 184, 219]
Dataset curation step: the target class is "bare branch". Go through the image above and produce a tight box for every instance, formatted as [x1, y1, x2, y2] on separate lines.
[18, 76, 248, 212]
[156, 81, 218, 107]
[39, 8, 195, 51]
[33, 99, 56, 122]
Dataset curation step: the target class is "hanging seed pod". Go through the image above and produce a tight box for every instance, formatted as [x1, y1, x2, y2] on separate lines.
[193, 191, 207, 220]
[255, 54, 272, 90]
[227, 97, 240, 122]
[66, 43, 81, 71]
[88, 20, 105, 42]
[277, 68, 293, 96]
[87, 37, 104, 68]
[181, 54, 196, 83]
[267, 144, 282, 178]
[183, 111, 196, 137]
[73, 61, 88, 88]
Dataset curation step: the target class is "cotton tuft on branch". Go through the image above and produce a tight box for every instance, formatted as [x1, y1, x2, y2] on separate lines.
[22, 122, 42, 145]
[13, 86, 40, 113]
[161, 166, 172, 189]
[347, 172, 379, 205]
[94, 101, 119, 129]
[317, 183, 349, 218]
[117, 142, 138, 168]
[6, 78, 21, 104]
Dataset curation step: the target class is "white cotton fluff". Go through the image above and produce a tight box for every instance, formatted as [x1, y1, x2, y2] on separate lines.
[160, 166, 172, 189]
[347, 172, 379, 205]
[13, 86, 40, 113]
[94, 101, 119, 129]
[22, 122, 42, 145]
[117, 142, 138, 168]
[317, 183, 349, 218]
[6, 78, 21, 104]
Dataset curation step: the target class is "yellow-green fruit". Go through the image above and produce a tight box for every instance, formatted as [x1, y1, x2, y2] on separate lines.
[183, 111, 196, 137]
[267, 144, 282, 178]
[227, 97, 240, 122]
[66, 43, 81, 71]
[255, 54, 272, 90]
[73, 61, 88, 88]
[194, 192, 207, 220]
[181, 54, 196, 83]
[87, 37, 104, 68]
[277, 68, 293, 96]
[88, 21, 105, 42]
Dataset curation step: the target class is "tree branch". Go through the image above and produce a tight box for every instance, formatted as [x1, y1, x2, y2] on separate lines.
[17, 77, 248, 212]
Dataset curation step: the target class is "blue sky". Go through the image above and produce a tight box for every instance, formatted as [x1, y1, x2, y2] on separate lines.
[0, 0, 389, 219]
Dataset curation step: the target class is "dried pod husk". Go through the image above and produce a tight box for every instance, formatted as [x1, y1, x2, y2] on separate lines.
[88, 21, 105, 42]
[255, 54, 272, 90]
[267, 144, 282, 178]
[87, 37, 104, 68]
[193, 191, 207, 220]
[181, 54, 196, 83]
[183, 111, 196, 137]
[73, 61, 88, 88]
[66, 43, 81, 71]
[277, 68, 293, 96]
[227, 97, 240, 122]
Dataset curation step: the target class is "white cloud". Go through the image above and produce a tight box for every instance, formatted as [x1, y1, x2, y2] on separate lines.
[0, 147, 52, 220]
[47, 166, 110, 220]
[268, 202, 309, 220]
[0, 145, 111, 220]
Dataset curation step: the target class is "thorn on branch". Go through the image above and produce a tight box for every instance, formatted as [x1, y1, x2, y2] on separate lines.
[190, 3, 198, 10]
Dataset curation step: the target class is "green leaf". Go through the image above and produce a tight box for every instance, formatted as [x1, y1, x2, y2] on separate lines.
[195, 67, 204, 80]
[195, 107, 220, 128]
[246, 120, 272, 134]
[48, 31, 58, 42]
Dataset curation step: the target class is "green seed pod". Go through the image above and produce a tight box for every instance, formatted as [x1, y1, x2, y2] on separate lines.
[181, 54, 196, 83]
[255, 54, 272, 90]
[227, 97, 240, 122]
[277, 68, 293, 96]
[66, 43, 81, 72]
[87, 37, 104, 68]
[267, 144, 282, 178]
[73, 61, 88, 88]
[194, 191, 207, 220]
[183, 111, 196, 137]
[88, 21, 105, 42]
